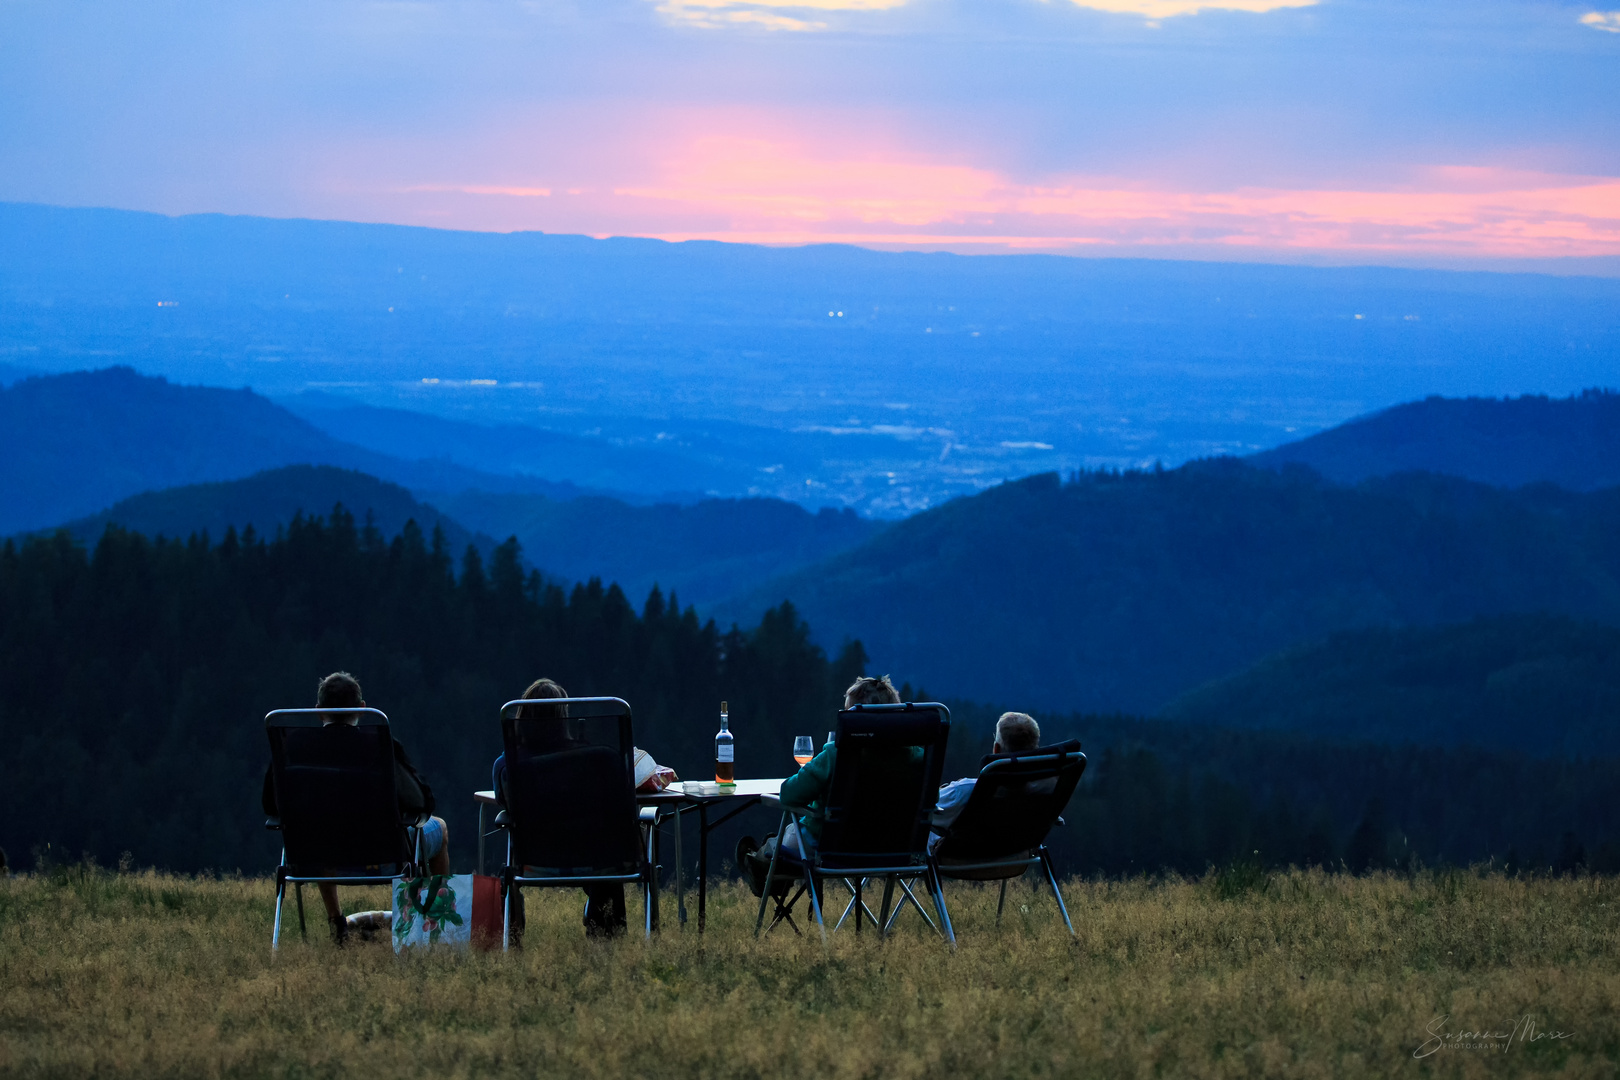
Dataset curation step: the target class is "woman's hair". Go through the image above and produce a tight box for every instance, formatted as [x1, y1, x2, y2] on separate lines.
[843, 674, 901, 709]
[517, 677, 569, 720]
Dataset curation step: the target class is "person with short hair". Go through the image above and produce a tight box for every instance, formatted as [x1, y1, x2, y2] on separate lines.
[744, 675, 903, 875]
[261, 671, 449, 943]
[928, 711, 1042, 851]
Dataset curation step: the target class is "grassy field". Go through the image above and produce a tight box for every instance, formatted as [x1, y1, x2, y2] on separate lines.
[0, 865, 1615, 1079]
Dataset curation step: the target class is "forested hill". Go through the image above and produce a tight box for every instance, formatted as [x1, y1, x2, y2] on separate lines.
[5, 516, 1617, 878]
[0, 513, 866, 873]
[59, 466, 491, 558]
[0, 367, 592, 534]
[1160, 613, 1620, 758]
[430, 490, 878, 609]
[728, 461, 1620, 714]
[1249, 390, 1620, 490]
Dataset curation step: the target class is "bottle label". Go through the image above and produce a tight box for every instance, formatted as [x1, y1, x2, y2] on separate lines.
[717, 744, 734, 763]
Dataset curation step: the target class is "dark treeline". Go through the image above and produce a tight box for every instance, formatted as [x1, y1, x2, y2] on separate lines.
[4, 512, 1617, 880]
[943, 705, 1620, 878]
[0, 508, 863, 873]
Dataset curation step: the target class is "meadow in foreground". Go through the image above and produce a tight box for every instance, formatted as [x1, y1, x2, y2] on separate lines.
[0, 865, 1614, 1079]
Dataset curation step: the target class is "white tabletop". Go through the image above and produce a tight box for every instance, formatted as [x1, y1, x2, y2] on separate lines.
[667, 778, 783, 800]
[474, 779, 783, 806]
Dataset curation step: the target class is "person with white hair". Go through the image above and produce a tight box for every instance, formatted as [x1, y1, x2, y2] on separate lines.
[928, 711, 1042, 852]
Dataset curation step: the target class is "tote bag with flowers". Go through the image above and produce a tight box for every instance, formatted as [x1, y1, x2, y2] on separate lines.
[393, 873, 501, 952]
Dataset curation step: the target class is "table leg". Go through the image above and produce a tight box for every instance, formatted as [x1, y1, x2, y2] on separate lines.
[674, 806, 686, 927]
[698, 802, 709, 933]
[650, 818, 661, 933]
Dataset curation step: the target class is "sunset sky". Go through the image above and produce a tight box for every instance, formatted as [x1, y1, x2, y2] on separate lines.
[2, 0, 1617, 266]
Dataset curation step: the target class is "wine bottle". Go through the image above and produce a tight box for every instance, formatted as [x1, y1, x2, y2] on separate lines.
[715, 700, 735, 786]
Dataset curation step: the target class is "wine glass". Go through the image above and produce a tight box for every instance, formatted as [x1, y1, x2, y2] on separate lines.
[793, 735, 814, 767]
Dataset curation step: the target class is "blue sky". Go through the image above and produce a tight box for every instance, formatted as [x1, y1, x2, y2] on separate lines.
[1, 0, 1617, 264]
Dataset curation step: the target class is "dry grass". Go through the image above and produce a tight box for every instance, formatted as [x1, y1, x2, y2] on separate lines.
[0, 866, 1615, 1078]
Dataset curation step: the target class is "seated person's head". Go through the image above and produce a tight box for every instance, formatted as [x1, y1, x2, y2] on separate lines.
[518, 677, 568, 720]
[316, 671, 365, 725]
[516, 677, 579, 748]
[993, 711, 1040, 754]
[843, 674, 901, 710]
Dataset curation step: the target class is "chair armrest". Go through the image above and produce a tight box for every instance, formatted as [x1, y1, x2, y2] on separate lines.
[493, 810, 510, 828]
[1055, 816, 1066, 827]
[403, 811, 431, 828]
[264, 817, 281, 831]
[776, 801, 821, 820]
[639, 807, 659, 825]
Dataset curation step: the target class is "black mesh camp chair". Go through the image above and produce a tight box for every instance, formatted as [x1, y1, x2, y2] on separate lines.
[264, 707, 427, 948]
[494, 696, 658, 946]
[755, 702, 951, 943]
[926, 739, 1086, 938]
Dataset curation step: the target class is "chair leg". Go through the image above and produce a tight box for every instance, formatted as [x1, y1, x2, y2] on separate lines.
[502, 876, 512, 952]
[755, 812, 791, 936]
[1040, 847, 1076, 938]
[502, 833, 514, 952]
[295, 882, 307, 940]
[766, 884, 807, 936]
[996, 880, 1008, 926]
[272, 870, 286, 951]
[834, 879, 881, 932]
[885, 878, 940, 935]
[928, 863, 957, 947]
[878, 877, 896, 939]
[805, 867, 827, 945]
[638, 816, 651, 932]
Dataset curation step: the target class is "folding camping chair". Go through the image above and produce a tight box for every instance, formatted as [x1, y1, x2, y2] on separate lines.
[755, 702, 951, 943]
[925, 740, 1086, 938]
[264, 707, 427, 949]
[494, 696, 659, 946]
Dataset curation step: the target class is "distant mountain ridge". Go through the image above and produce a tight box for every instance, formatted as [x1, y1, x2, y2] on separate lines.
[0, 367, 598, 534]
[726, 461, 1620, 714]
[6, 200, 1618, 506]
[1159, 613, 1620, 758]
[431, 490, 879, 609]
[59, 466, 492, 559]
[1249, 390, 1620, 490]
[49, 464, 881, 610]
[279, 396, 729, 504]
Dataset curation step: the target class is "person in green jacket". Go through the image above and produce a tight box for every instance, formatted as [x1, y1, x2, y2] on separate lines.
[764, 674, 903, 860]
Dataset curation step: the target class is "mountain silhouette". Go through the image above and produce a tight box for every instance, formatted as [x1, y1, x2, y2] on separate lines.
[59, 465, 490, 558]
[0, 367, 595, 535]
[1159, 612, 1620, 758]
[1249, 390, 1620, 489]
[725, 461, 1620, 713]
[432, 490, 878, 609]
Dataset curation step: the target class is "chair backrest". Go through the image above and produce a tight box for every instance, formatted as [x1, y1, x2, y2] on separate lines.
[265, 707, 411, 873]
[935, 740, 1087, 860]
[500, 697, 643, 875]
[816, 702, 951, 872]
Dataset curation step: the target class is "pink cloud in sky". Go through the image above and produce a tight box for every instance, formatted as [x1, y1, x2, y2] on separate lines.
[323, 109, 1620, 261]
